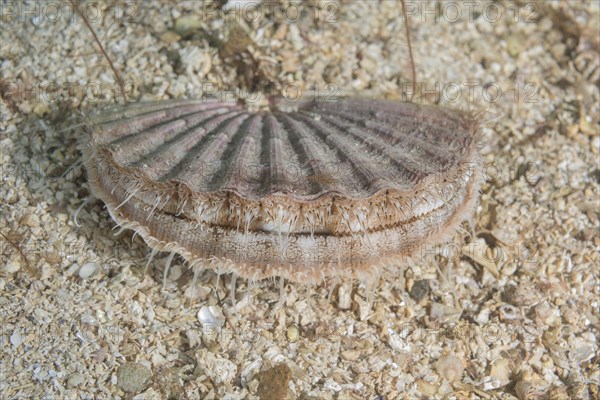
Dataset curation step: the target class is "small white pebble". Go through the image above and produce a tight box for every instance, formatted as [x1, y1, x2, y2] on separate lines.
[67, 373, 84, 388]
[197, 305, 225, 328]
[10, 332, 23, 347]
[79, 262, 100, 279]
[286, 325, 299, 342]
[476, 308, 491, 324]
[324, 379, 342, 392]
[436, 354, 466, 382]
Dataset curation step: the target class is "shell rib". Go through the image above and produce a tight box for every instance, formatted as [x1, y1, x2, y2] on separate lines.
[84, 97, 481, 283]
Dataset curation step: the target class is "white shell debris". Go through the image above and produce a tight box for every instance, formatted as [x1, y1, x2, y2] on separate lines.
[78, 262, 100, 279]
[197, 305, 226, 329]
[223, 0, 263, 11]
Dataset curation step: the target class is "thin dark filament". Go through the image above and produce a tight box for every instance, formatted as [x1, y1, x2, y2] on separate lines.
[70, 0, 126, 102]
[400, 0, 417, 101]
[0, 231, 31, 271]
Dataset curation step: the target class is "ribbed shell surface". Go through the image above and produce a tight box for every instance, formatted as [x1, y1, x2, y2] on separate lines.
[89, 98, 476, 201]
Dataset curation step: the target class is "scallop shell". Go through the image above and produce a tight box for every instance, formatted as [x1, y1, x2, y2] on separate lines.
[83, 97, 481, 283]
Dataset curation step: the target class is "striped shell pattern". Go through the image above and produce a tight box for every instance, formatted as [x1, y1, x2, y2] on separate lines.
[84, 97, 481, 283]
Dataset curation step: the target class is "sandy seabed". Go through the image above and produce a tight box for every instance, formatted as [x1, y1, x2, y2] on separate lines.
[1, 1, 598, 399]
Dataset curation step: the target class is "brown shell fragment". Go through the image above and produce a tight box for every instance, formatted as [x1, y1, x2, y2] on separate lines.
[83, 97, 482, 283]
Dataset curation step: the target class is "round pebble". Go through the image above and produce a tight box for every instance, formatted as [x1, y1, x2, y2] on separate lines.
[197, 305, 225, 328]
[409, 280, 430, 302]
[10, 332, 23, 347]
[286, 325, 299, 342]
[67, 373, 84, 388]
[78, 262, 100, 279]
[174, 16, 202, 39]
[117, 362, 152, 393]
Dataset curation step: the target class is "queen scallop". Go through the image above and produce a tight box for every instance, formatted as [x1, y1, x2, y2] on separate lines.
[83, 97, 481, 283]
